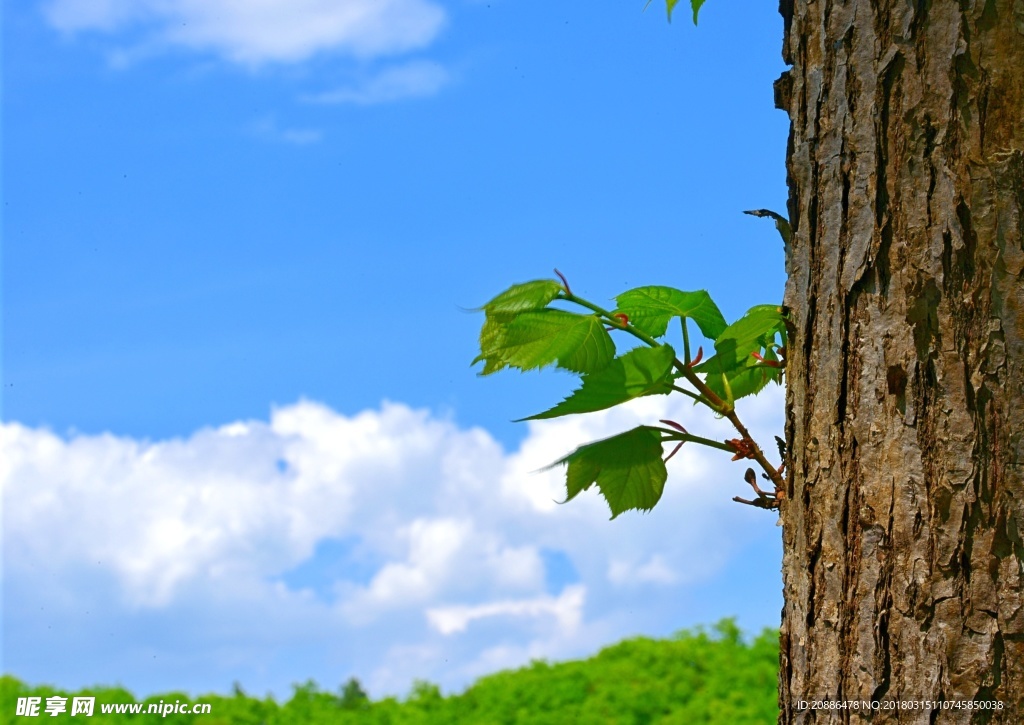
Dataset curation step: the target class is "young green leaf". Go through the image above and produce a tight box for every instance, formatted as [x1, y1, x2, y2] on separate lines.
[613, 286, 727, 340]
[520, 344, 676, 420]
[474, 309, 615, 375]
[551, 426, 668, 519]
[702, 363, 780, 403]
[721, 303, 787, 342]
[696, 305, 787, 371]
[686, 305, 787, 403]
[479, 279, 563, 315]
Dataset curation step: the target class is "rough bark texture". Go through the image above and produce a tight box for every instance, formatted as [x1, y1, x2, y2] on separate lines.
[776, 0, 1024, 721]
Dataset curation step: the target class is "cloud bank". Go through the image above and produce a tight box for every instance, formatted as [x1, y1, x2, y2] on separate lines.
[2, 386, 784, 699]
[43, 0, 446, 66]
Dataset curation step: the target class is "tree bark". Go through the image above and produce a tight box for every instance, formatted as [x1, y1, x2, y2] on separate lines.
[776, 0, 1024, 721]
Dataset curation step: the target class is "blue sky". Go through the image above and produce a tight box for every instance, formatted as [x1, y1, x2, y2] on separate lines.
[3, 0, 791, 703]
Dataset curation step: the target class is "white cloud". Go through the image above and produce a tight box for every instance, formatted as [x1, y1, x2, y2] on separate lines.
[303, 60, 449, 105]
[1, 385, 785, 698]
[427, 585, 585, 635]
[608, 554, 679, 586]
[44, 0, 446, 66]
[347, 517, 475, 614]
[249, 115, 323, 145]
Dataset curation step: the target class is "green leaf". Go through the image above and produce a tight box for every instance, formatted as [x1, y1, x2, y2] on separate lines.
[475, 312, 515, 375]
[613, 286, 727, 340]
[690, 0, 706, 24]
[703, 363, 781, 403]
[664, 0, 708, 27]
[479, 279, 563, 315]
[695, 305, 786, 373]
[474, 309, 615, 375]
[521, 345, 676, 420]
[550, 426, 667, 519]
[691, 304, 787, 403]
[762, 343, 782, 370]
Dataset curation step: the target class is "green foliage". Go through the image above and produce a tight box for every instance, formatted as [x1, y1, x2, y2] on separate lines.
[691, 305, 787, 404]
[688, 0, 707, 24]
[473, 274, 788, 516]
[554, 426, 668, 519]
[474, 308, 615, 376]
[613, 286, 727, 340]
[478, 279, 564, 315]
[697, 305, 787, 373]
[663, 0, 708, 25]
[0, 620, 779, 724]
[340, 678, 370, 711]
[522, 344, 676, 421]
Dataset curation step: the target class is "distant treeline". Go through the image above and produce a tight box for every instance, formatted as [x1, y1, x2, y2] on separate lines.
[2, 619, 779, 724]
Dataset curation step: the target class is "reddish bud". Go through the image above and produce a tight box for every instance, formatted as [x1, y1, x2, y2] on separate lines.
[553, 268, 572, 296]
[751, 351, 781, 368]
[726, 437, 756, 461]
[659, 419, 688, 434]
[687, 346, 704, 368]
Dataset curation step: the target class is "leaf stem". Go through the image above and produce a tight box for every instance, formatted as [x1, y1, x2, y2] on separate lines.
[670, 385, 713, 407]
[681, 318, 692, 365]
[652, 428, 735, 453]
[677, 365, 731, 415]
[559, 293, 662, 348]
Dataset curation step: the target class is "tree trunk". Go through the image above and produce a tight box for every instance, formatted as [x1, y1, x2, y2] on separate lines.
[776, 0, 1024, 721]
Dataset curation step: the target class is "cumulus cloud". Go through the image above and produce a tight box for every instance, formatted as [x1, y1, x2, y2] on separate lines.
[2, 385, 784, 698]
[43, 0, 446, 66]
